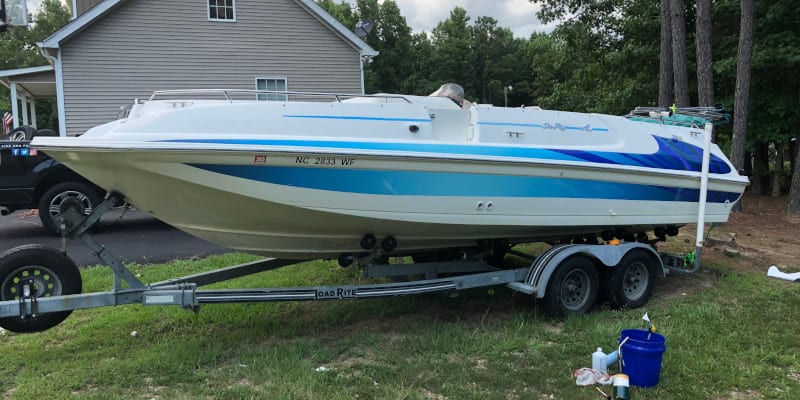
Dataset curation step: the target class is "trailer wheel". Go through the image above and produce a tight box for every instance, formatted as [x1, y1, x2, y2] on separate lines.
[605, 249, 656, 309]
[0, 245, 82, 333]
[38, 181, 101, 235]
[544, 256, 599, 316]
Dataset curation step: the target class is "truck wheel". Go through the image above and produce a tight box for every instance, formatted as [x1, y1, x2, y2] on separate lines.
[5, 126, 37, 141]
[0, 245, 82, 333]
[32, 128, 58, 137]
[38, 182, 101, 235]
[544, 256, 599, 316]
[604, 249, 656, 309]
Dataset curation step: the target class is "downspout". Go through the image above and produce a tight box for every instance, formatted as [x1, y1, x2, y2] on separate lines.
[39, 46, 67, 137]
[360, 52, 375, 95]
[359, 52, 366, 95]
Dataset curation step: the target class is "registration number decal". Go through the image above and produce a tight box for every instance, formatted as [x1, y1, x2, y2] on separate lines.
[295, 156, 355, 166]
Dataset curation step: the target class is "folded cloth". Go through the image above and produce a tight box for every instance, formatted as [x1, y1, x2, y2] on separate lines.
[573, 368, 614, 386]
[767, 266, 800, 282]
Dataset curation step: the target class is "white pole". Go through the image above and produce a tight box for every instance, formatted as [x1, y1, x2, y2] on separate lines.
[694, 122, 713, 269]
[10, 82, 19, 128]
[31, 98, 37, 128]
[21, 93, 29, 126]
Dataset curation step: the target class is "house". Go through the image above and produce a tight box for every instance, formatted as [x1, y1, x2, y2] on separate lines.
[1, 0, 376, 136]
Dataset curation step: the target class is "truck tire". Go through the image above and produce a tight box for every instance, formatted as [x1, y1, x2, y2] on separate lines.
[38, 182, 102, 235]
[33, 128, 59, 137]
[5, 125, 37, 141]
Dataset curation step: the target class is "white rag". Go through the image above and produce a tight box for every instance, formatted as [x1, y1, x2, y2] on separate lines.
[573, 368, 614, 386]
[767, 266, 800, 282]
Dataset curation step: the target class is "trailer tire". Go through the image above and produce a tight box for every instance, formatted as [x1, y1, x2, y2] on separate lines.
[0, 245, 82, 333]
[38, 181, 102, 235]
[605, 249, 656, 309]
[544, 256, 599, 316]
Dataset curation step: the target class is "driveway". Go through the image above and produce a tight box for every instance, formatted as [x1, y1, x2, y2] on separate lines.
[0, 208, 228, 266]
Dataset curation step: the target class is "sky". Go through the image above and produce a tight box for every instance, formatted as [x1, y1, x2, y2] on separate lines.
[23, 0, 556, 38]
[341, 0, 557, 38]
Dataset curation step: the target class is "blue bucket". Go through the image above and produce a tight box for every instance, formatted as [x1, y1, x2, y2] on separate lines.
[619, 329, 667, 388]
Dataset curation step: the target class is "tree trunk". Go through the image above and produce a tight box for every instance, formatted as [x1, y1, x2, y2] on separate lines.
[772, 142, 784, 197]
[791, 139, 797, 180]
[730, 0, 754, 211]
[658, 0, 674, 108]
[788, 139, 800, 214]
[750, 142, 769, 195]
[669, 0, 690, 107]
[695, 0, 714, 107]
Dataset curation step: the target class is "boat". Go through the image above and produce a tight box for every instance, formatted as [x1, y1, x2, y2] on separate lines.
[31, 84, 748, 260]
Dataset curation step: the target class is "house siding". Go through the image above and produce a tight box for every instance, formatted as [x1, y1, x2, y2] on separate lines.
[60, 0, 364, 135]
[75, 0, 104, 17]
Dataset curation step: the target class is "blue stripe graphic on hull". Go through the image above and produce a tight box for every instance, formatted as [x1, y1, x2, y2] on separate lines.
[189, 164, 740, 203]
[283, 115, 431, 122]
[477, 121, 610, 132]
[164, 135, 732, 174]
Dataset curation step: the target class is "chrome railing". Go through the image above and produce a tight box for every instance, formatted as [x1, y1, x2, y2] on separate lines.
[147, 89, 413, 103]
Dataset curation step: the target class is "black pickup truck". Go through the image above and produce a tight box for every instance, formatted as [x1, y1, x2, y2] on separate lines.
[0, 126, 105, 234]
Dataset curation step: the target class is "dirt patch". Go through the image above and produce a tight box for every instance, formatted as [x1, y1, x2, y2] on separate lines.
[649, 194, 800, 304]
[662, 194, 800, 275]
[692, 195, 800, 273]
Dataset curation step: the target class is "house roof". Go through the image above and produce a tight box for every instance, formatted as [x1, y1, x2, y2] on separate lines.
[39, 0, 378, 57]
[0, 65, 57, 97]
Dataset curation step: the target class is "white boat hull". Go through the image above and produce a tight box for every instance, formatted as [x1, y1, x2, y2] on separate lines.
[39, 146, 742, 259]
[33, 91, 748, 259]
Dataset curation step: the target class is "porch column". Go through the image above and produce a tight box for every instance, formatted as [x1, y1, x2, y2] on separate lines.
[21, 93, 29, 126]
[30, 98, 37, 128]
[9, 81, 19, 128]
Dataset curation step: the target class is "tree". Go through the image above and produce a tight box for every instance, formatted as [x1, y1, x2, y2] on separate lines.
[360, 0, 414, 94]
[669, 0, 690, 106]
[658, 0, 673, 108]
[729, 0, 754, 202]
[695, 0, 714, 107]
[404, 32, 436, 95]
[316, 0, 358, 29]
[430, 7, 476, 97]
[789, 142, 800, 213]
[470, 16, 520, 104]
[529, 0, 661, 114]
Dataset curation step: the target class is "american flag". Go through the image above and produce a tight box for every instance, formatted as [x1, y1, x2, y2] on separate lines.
[1, 111, 13, 137]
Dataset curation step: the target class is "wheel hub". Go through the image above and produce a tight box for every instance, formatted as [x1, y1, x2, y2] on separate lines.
[1, 265, 63, 300]
[622, 262, 648, 298]
[561, 270, 589, 308]
[49, 191, 93, 217]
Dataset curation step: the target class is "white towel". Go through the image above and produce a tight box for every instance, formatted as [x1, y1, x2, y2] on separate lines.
[767, 266, 800, 282]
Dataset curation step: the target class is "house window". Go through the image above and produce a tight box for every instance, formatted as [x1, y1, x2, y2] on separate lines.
[208, 0, 235, 21]
[256, 78, 288, 101]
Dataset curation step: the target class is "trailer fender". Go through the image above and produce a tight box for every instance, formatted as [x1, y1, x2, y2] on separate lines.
[523, 243, 664, 298]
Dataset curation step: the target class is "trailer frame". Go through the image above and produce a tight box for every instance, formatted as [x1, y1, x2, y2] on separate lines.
[0, 192, 683, 333]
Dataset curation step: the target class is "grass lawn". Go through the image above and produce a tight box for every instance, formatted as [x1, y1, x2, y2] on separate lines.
[1, 252, 799, 399]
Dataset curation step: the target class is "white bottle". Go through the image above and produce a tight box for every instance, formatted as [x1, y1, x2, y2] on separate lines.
[592, 347, 608, 374]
